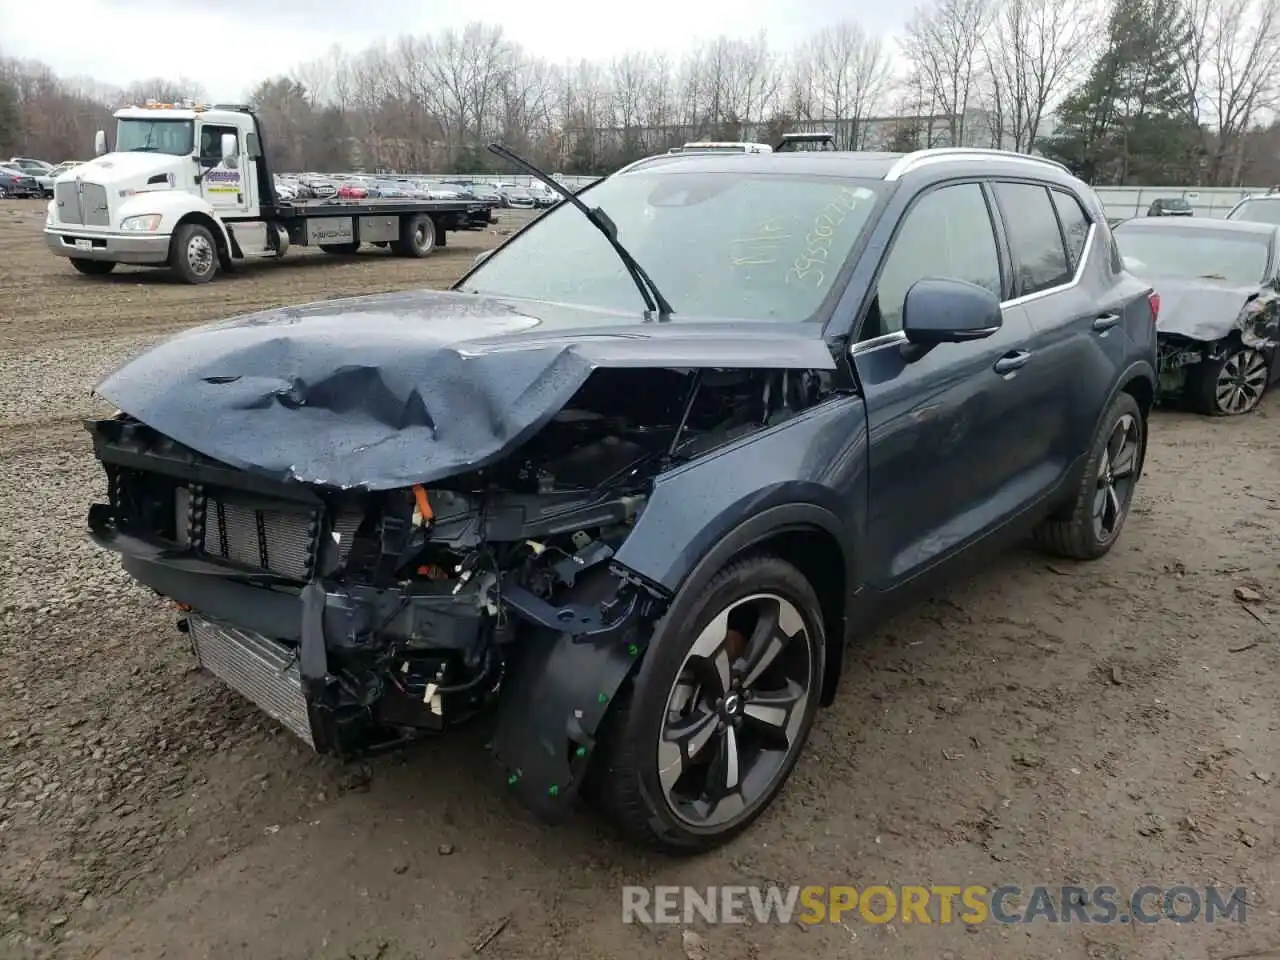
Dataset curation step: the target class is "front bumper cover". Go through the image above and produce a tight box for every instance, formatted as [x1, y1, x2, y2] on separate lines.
[44, 228, 170, 264]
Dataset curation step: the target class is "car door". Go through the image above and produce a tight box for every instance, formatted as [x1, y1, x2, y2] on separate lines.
[852, 180, 1046, 589]
[991, 181, 1141, 478]
[197, 123, 249, 215]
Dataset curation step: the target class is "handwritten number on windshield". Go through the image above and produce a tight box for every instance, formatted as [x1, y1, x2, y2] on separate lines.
[787, 187, 867, 286]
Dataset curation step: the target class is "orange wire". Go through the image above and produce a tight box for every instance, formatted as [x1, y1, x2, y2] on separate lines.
[411, 484, 434, 523]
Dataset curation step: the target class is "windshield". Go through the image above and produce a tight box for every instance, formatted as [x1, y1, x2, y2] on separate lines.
[459, 171, 882, 321]
[1114, 225, 1271, 285]
[115, 118, 194, 156]
[1227, 199, 1280, 226]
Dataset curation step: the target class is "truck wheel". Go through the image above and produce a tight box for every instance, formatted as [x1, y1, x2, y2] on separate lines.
[1033, 392, 1144, 560]
[170, 223, 218, 284]
[70, 259, 116, 276]
[318, 242, 360, 255]
[393, 214, 435, 258]
[587, 554, 825, 853]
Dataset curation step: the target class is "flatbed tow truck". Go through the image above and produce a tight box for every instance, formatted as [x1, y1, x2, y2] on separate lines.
[44, 100, 498, 284]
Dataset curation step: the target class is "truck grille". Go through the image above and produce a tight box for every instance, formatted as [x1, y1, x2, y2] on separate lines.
[82, 183, 109, 226]
[54, 181, 81, 223]
[188, 614, 314, 747]
[180, 486, 362, 581]
[53, 181, 109, 225]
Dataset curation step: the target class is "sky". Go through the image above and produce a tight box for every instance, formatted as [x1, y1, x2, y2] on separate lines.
[0, 0, 909, 100]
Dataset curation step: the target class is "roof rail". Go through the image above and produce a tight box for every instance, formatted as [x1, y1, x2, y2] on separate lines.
[884, 147, 1070, 181]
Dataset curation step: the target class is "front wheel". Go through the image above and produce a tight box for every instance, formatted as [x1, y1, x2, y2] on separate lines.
[1190, 345, 1269, 416]
[1034, 391, 1144, 560]
[587, 554, 825, 853]
[69, 258, 116, 276]
[169, 222, 218, 284]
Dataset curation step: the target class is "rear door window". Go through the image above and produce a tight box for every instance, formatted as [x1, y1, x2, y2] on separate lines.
[1051, 189, 1091, 271]
[994, 182, 1073, 296]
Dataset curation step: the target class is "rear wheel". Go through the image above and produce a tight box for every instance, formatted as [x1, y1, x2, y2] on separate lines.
[588, 554, 824, 853]
[1190, 345, 1269, 416]
[1034, 392, 1144, 560]
[318, 242, 360, 255]
[393, 214, 435, 258]
[169, 222, 218, 284]
[69, 259, 116, 276]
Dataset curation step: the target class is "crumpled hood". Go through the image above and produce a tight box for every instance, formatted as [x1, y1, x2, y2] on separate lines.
[1146, 276, 1262, 341]
[96, 289, 835, 490]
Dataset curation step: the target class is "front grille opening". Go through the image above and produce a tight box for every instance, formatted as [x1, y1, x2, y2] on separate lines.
[177, 485, 364, 581]
[111, 466, 182, 540]
[201, 492, 319, 580]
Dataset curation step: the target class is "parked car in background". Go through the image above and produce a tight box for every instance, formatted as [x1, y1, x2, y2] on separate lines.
[526, 183, 559, 208]
[84, 147, 1156, 853]
[7, 157, 53, 175]
[336, 182, 369, 200]
[501, 186, 536, 209]
[1224, 192, 1280, 225]
[0, 165, 42, 198]
[1113, 216, 1278, 415]
[48, 160, 83, 177]
[1146, 197, 1193, 217]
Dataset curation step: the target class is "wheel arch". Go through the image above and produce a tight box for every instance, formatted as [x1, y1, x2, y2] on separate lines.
[626, 501, 856, 709]
[171, 211, 233, 263]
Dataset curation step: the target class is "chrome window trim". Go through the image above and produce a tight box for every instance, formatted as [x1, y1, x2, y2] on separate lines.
[849, 222, 1097, 357]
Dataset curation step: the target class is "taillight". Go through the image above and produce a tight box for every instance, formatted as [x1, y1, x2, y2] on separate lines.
[1148, 291, 1160, 322]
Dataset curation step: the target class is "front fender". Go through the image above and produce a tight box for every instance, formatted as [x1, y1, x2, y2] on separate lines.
[119, 191, 230, 248]
[612, 393, 867, 600]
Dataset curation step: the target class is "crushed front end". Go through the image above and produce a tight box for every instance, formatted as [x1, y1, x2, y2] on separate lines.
[84, 364, 830, 814]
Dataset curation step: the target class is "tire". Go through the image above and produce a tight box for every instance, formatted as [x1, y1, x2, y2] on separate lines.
[0, 187, 7, 198]
[318, 242, 360, 255]
[169, 222, 218, 284]
[69, 259, 116, 276]
[1188, 343, 1270, 416]
[587, 554, 825, 853]
[1034, 391, 1144, 561]
[392, 214, 435, 258]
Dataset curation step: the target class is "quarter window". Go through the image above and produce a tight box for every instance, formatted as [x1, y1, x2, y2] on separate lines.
[1051, 189, 1091, 270]
[995, 182, 1072, 295]
[870, 182, 1001, 337]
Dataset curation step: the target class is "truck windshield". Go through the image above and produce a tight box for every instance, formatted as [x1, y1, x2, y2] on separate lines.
[458, 171, 884, 322]
[115, 119, 194, 156]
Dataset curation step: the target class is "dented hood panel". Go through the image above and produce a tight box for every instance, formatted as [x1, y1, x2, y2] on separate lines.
[95, 289, 836, 490]
[1148, 276, 1274, 342]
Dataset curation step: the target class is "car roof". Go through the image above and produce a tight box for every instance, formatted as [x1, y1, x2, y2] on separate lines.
[1116, 217, 1278, 236]
[613, 147, 1081, 189]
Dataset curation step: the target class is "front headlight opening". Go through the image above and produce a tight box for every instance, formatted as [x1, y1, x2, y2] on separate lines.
[121, 214, 163, 232]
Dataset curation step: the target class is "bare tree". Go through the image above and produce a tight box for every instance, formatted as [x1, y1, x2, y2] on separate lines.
[902, 0, 992, 145]
[806, 21, 893, 148]
[981, 0, 1101, 151]
[1205, 0, 1280, 184]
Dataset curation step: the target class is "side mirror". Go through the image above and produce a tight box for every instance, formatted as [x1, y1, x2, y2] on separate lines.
[901, 278, 1002, 352]
[220, 133, 238, 168]
[94, 130, 107, 156]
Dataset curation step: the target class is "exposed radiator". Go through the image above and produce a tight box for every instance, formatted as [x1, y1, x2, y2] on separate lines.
[188, 614, 315, 748]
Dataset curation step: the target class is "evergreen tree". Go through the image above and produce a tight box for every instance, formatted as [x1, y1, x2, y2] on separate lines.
[1039, 0, 1197, 183]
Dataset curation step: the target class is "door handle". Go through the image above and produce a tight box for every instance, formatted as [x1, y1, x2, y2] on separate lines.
[993, 350, 1032, 375]
[1092, 313, 1122, 331]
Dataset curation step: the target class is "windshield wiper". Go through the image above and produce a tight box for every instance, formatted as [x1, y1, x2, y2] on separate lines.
[487, 142, 674, 319]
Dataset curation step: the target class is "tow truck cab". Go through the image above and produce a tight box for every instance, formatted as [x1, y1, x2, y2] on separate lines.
[44, 99, 491, 284]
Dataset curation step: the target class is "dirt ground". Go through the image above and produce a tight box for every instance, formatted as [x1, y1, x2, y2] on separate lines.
[0, 197, 1277, 960]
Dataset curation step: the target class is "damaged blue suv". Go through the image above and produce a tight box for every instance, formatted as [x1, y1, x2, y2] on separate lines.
[86, 147, 1157, 853]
